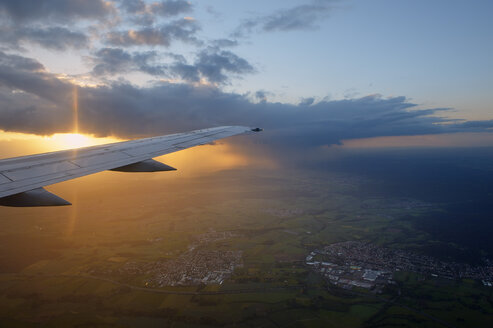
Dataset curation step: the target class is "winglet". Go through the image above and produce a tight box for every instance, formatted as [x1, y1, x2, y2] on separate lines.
[0, 188, 71, 207]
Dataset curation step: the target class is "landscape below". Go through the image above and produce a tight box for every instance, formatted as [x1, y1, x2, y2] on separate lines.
[1, 147, 493, 327]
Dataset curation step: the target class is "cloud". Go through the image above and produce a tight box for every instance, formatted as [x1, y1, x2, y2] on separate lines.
[90, 48, 166, 76]
[255, 90, 268, 102]
[89, 46, 254, 84]
[210, 39, 238, 48]
[105, 19, 201, 47]
[119, 0, 191, 16]
[0, 1, 112, 52]
[0, 52, 71, 104]
[174, 48, 254, 84]
[1, 52, 492, 151]
[118, 0, 192, 26]
[455, 120, 493, 129]
[0, 0, 113, 23]
[299, 97, 315, 106]
[118, 0, 147, 14]
[150, 0, 192, 17]
[234, 0, 338, 37]
[0, 26, 88, 51]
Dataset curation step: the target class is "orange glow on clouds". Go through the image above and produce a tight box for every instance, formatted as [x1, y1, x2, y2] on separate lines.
[49, 133, 120, 150]
[44, 133, 120, 150]
[0, 131, 121, 158]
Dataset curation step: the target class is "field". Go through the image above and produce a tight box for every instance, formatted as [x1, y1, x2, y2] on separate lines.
[0, 166, 492, 327]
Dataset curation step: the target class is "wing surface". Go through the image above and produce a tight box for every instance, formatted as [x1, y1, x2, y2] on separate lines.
[0, 126, 256, 204]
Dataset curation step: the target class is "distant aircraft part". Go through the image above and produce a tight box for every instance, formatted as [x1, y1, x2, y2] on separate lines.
[0, 126, 259, 207]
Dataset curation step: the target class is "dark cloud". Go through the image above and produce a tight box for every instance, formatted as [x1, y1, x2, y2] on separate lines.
[151, 0, 192, 17]
[234, 0, 337, 37]
[455, 120, 493, 129]
[89, 46, 254, 84]
[0, 52, 71, 104]
[0, 51, 44, 72]
[255, 90, 275, 103]
[166, 47, 254, 84]
[255, 90, 268, 102]
[0, 0, 113, 23]
[106, 19, 201, 47]
[0, 26, 88, 51]
[299, 97, 315, 106]
[118, 0, 192, 26]
[210, 39, 238, 48]
[1, 52, 492, 150]
[118, 0, 146, 14]
[91, 48, 134, 76]
[90, 48, 166, 76]
[186, 48, 254, 84]
[119, 0, 191, 16]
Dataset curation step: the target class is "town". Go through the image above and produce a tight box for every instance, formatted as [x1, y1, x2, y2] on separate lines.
[307, 241, 493, 290]
[88, 230, 243, 287]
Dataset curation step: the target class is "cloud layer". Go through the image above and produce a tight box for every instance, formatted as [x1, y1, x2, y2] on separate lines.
[1, 51, 492, 150]
[0, 0, 492, 163]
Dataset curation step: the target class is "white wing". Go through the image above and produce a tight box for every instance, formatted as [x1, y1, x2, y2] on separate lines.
[0, 126, 259, 206]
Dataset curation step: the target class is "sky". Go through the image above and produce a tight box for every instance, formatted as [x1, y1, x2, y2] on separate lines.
[0, 0, 492, 159]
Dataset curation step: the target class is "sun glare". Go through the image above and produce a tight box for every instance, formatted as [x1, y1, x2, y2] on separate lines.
[48, 133, 120, 150]
[52, 133, 89, 149]
[0, 131, 122, 159]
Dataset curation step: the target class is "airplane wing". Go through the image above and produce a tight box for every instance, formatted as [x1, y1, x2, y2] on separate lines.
[0, 126, 261, 207]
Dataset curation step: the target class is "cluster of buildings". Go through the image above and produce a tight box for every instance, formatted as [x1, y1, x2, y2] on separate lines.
[145, 249, 243, 287]
[306, 252, 393, 291]
[89, 230, 243, 287]
[306, 241, 493, 289]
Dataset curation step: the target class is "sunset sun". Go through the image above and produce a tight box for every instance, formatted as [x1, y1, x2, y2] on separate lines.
[48, 133, 120, 150]
[53, 133, 90, 149]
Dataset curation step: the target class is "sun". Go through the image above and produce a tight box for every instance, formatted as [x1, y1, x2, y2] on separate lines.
[46, 133, 120, 150]
[51, 133, 92, 149]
